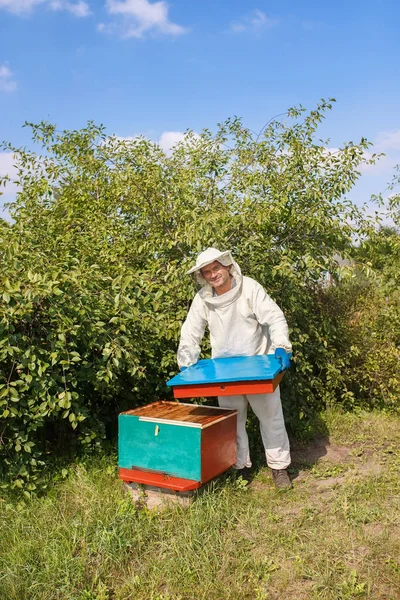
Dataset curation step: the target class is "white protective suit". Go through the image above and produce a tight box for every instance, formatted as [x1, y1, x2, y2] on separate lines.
[177, 248, 292, 470]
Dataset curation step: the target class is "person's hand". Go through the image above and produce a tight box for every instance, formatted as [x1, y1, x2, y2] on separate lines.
[274, 348, 291, 371]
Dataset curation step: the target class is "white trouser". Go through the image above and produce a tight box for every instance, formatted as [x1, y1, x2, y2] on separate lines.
[218, 385, 291, 470]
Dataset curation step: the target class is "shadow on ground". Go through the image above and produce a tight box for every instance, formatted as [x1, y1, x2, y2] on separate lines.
[289, 436, 330, 480]
[247, 409, 332, 482]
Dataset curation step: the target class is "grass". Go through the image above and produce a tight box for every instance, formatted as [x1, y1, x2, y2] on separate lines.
[1, 409, 400, 599]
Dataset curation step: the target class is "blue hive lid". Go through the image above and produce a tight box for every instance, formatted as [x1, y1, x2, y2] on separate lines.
[166, 355, 283, 387]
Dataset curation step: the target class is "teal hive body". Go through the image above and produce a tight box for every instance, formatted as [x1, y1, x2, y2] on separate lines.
[119, 413, 202, 481]
[118, 401, 238, 490]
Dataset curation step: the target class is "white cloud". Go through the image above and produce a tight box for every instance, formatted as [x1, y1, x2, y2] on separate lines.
[115, 135, 140, 142]
[356, 130, 400, 176]
[0, 0, 44, 14]
[0, 0, 91, 16]
[375, 130, 400, 152]
[323, 146, 397, 176]
[359, 151, 398, 175]
[0, 152, 20, 213]
[49, 1, 91, 17]
[106, 130, 198, 155]
[158, 131, 186, 153]
[231, 9, 278, 34]
[0, 152, 15, 174]
[301, 20, 319, 31]
[322, 147, 340, 156]
[0, 152, 18, 183]
[0, 64, 17, 92]
[100, 0, 187, 38]
[322, 141, 399, 177]
[158, 131, 201, 156]
[100, 134, 142, 147]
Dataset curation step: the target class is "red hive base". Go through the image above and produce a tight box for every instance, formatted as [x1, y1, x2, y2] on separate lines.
[119, 467, 201, 492]
[172, 372, 284, 399]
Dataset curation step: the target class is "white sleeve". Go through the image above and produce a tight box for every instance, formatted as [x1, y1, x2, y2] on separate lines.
[251, 281, 292, 353]
[177, 294, 208, 368]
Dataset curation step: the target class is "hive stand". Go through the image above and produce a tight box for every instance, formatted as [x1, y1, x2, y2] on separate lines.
[123, 481, 196, 509]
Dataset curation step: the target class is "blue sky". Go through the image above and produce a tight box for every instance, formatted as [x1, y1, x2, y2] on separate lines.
[1, 0, 400, 219]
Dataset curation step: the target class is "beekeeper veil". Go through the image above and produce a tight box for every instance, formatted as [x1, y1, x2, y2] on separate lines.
[186, 247, 242, 287]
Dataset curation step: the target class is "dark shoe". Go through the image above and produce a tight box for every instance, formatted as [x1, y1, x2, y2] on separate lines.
[271, 469, 292, 490]
[236, 467, 253, 484]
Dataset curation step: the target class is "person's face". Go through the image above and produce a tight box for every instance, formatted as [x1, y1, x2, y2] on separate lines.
[200, 260, 232, 292]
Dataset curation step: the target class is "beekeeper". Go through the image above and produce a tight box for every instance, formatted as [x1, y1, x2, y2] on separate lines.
[177, 248, 292, 489]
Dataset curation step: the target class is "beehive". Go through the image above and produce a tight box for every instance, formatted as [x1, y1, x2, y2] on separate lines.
[118, 401, 237, 492]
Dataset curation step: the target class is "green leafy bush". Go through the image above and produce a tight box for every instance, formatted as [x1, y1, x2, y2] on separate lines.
[1, 100, 397, 492]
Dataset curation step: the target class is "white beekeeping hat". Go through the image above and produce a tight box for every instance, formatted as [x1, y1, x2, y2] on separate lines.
[186, 247, 242, 286]
[186, 248, 234, 274]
